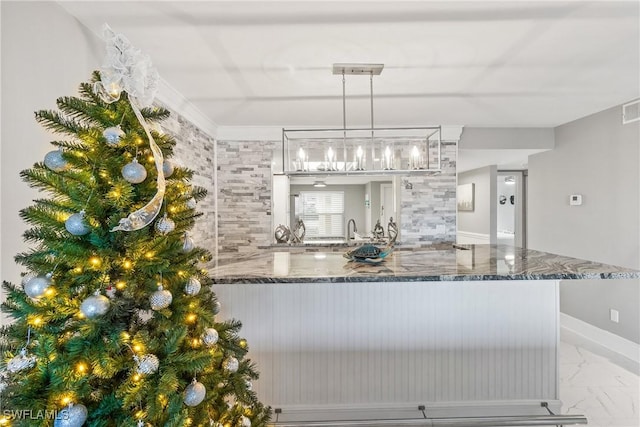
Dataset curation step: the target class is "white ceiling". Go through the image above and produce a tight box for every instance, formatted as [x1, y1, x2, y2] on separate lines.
[60, 0, 639, 129]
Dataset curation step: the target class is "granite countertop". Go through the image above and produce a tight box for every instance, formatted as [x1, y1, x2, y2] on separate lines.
[209, 244, 640, 284]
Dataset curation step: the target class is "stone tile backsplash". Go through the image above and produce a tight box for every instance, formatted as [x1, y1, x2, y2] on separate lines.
[400, 141, 457, 246]
[216, 140, 276, 261]
[159, 104, 217, 262]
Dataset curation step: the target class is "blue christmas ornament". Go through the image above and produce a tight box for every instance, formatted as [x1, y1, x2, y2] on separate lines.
[163, 159, 174, 178]
[44, 150, 69, 172]
[54, 403, 88, 427]
[102, 126, 125, 146]
[65, 211, 90, 236]
[121, 158, 147, 184]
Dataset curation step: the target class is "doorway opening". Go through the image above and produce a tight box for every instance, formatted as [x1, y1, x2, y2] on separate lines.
[496, 170, 527, 248]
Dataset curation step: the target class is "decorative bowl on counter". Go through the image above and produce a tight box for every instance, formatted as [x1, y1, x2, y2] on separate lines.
[343, 244, 394, 264]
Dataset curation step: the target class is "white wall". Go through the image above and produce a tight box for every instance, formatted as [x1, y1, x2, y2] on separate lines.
[1, 2, 101, 294]
[528, 104, 640, 344]
[457, 165, 497, 243]
[459, 127, 555, 150]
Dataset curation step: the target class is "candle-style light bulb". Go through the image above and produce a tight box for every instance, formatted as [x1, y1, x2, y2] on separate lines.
[327, 147, 335, 170]
[411, 145, 420, 169]
[297, 147, 306, 171]
[384, 146, 392, 170]
[356, 146, 364, 170]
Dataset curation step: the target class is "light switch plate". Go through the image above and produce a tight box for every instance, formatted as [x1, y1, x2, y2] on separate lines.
[610, 308, 619, 323]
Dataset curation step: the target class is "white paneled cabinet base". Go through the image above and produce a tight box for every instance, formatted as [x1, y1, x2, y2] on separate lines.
[213, 280, 560, 423]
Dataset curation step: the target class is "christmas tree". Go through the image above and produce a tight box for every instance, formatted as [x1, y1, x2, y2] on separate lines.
[0, 27, 269, 427]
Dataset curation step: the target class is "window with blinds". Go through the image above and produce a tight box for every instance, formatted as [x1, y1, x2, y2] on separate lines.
[298, 191, 345, 239]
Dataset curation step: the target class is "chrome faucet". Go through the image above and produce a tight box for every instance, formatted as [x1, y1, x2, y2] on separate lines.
[347, 218, 357, 240]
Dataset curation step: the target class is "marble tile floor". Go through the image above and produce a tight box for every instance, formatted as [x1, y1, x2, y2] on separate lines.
[560, 341, 639, 427]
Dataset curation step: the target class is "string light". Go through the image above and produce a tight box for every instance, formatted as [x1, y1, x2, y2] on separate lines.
[133, 344, 143, 353]
[115, 281, 127, 290]
[145, 251, 155, 259]
[191, 338, 201, 348]
[75, 362, 88, 375]
[108, 82, 121, 97]
[239, 339, 248, 349]
[122, 259, 133, 269]
[186, 313, 197, 323]
[89, 256, 102, 268]
[132, 373, 141, 382]
[73, 267, 83, 274]
[29, 316, 43, 327]
[61, 394, 73, 406]
[120, 332, 130, 342]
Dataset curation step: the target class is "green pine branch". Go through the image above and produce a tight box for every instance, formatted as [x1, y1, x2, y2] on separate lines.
[56, 96, 104, 127]
[34, 109, 91, 137]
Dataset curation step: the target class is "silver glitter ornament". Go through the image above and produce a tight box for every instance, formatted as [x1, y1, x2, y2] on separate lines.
[135, 353, 159, 375]
[80, 292, 110, 318]
[150, 285, 172, 310]
[24, 273, 52, 299]
[121, 158, 147, 184]
[223, 356, 239, 373]
[162, 159, 175, 178]
[240, 415, 252, 427]
[21, 272, 36, 286]
[7, 348, 36, 373]
[202, 328, 219, 347]
[65, 211, 90, 236]
[186, 197, 197, 209]
[184, 277, 201, 296]
[183, 379, 206, 406]
[212, 300, 221, 315]
[44, 149, 69, 172]
[54, 403, 88, 427]
[154, 213, 175, 235]
[103, 125, 125, 146]
[182, 233, 195, 253]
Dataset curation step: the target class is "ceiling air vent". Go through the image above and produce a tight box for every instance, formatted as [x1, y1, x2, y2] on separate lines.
[622, 99, 640, 124]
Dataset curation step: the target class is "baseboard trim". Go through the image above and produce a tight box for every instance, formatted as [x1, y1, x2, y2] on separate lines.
[560, 312, 640, 375]
[456, 230, 491, 244]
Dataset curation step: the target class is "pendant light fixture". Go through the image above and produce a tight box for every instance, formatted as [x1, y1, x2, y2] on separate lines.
[282, 63, 442, 175]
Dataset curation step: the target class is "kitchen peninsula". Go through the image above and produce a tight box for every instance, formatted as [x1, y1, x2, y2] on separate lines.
[210, 245, 638, 424]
